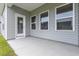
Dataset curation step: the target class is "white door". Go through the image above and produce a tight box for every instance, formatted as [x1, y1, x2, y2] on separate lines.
[15, 13, 26, 38]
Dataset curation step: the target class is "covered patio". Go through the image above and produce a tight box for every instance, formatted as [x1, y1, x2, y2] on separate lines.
[1, 3, 79, 56]
[8, 37, 79, 56]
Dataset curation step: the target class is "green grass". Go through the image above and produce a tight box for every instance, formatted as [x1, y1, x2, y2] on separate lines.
[0, 34, 16, 56]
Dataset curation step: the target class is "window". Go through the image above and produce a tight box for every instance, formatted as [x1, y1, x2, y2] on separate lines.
[31, 16, 36, 30]
[55, 3, 74, 30]
[17, 17, 23, 33]
[40, 11, 49, 30]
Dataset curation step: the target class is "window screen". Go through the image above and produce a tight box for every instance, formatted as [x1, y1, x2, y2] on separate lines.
[56, 4, 73, 30]
[40, 11, 48, 30]
[57, 4, 73, 14]
[31, 16, 36, 30]
[57, 17, 72, 30]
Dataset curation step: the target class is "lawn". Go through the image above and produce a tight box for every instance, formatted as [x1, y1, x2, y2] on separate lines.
[0, 34, 16, 56]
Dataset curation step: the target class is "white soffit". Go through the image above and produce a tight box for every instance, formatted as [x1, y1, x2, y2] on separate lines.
[13, 3, 44, 11]
[0, 3, 4, 16]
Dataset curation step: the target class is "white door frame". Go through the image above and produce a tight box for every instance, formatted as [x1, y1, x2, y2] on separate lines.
[15, 13, 26, 38]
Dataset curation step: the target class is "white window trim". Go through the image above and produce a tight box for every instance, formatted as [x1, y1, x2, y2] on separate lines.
[39, 10, 49, 31]
[55, 3, 75, 31]
[30, 15, 37, 30]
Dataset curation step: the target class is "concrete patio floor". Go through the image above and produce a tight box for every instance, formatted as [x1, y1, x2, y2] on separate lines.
[8, 36, 79, 56]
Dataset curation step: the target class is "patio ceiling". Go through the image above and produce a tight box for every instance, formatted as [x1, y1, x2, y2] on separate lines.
[8, 3, 45, 11]
[0, 3, 4, 16]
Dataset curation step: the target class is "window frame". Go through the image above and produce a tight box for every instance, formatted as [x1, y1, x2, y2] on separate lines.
[30, 15, 37, 30]
[55, 3, 75, 31]
[39, 10, 49, 30]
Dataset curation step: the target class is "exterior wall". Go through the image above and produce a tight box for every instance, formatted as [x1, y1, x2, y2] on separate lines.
[1, 4, 7, 40]
[7, 5, 30, 39]
[78, 3, 79, 46]
[7, 7, 15, 39]
[30, 3, 78, 45]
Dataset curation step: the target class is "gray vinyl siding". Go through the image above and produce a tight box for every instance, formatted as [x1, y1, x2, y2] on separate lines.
[30, 3, 79, 45]
[7, 5, 30, 39]
[78, 3, 79, 46]
[7, 7, 15, 39]
[1, 4, 7, 40]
